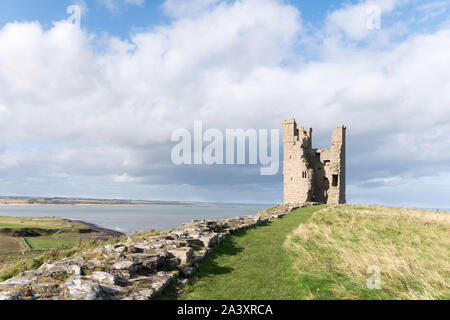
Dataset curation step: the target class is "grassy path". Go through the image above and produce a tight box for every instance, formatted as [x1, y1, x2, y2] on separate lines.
[179, 205, 324, 300]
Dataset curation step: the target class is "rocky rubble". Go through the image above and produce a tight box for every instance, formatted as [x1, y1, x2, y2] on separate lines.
[0, 204, 303, 300]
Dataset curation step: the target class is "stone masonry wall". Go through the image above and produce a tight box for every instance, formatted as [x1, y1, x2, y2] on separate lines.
[282, 119, 313, 204]
[282, 118, 346, 205]
[0, 204, 303, 300]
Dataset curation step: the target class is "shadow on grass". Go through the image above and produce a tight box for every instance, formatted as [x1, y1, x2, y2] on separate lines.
[191, 220, 278, 275]
[158, 221, 276, 300]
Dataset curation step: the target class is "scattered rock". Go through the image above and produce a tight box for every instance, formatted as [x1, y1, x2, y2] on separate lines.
[61, 277, 102, 300]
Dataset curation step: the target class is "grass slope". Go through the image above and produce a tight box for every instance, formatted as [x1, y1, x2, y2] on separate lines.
[285, 205, 449, 300]
[179, 205, 324, 299]
[179, 205, 449, 300]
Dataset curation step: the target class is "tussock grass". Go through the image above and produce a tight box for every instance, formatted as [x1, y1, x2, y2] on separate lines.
[284, 205, 450, 300]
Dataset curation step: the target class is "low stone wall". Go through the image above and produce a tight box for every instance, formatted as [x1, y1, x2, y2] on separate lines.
[0, 204, 302, 300]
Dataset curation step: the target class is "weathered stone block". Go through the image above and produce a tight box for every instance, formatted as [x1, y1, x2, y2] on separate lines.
[112, 260, 137, 272]
[61, 277, 102, 300]
[89, 271, 117, 285]
[168, 247, 194, 266]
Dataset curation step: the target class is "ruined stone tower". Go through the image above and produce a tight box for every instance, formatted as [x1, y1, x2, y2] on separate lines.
[282, 118, 346, 205]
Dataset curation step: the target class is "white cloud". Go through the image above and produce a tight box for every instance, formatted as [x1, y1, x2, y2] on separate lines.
[364, 176, 403, 185]
[325, 0, 400, 41]
[0, 0, 449, 205]
[114, 173, 143, 183]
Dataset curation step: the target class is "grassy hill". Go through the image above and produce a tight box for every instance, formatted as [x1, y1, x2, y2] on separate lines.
[176, 205, 449, 300]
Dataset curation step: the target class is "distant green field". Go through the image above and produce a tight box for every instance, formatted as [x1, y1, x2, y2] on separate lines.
[0, 215, 121, 281]
[24, 237, 80, 250]
[0, 216, 77, 230]
[0, 216, 90, 277]
[0, 223, 59, 230]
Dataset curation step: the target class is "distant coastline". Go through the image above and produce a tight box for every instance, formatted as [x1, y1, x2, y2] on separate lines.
[0, 196, 213, 207]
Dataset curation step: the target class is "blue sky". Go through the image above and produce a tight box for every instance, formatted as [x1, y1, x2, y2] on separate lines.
[0, 0, 338, 37]
[0, 0, 449, 207]
[0, 0, 164, 36]
[1, 0, 447, 38]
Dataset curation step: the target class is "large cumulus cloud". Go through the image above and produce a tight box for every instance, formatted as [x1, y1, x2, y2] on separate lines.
[0, 0, 449, 207]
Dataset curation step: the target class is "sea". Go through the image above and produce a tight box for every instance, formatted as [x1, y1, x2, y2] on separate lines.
[0, 203, 270, 234]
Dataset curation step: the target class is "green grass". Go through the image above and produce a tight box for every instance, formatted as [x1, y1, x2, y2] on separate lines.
[0, 250, 43, 265]
[0, 238, 113, 281]
[0, 216, 86, 230]
[178, 204, 449, 300]
[178, 205, 324, 300]
[24, 237, 81, 250]
[0, 223, 58, 230]
[0, 249, 65, 281]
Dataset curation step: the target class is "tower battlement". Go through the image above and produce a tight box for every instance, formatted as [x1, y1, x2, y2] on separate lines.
[282, 118, 346, 205]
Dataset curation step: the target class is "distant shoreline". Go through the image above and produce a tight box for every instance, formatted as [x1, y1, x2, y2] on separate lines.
[67, 219, 125, 238]
[0, 203, 212, 207]
[0, 197, 213, 207]
[0, 197, 271, 207]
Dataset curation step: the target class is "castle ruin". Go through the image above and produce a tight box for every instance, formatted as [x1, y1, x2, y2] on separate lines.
[282, 118, 346, 205]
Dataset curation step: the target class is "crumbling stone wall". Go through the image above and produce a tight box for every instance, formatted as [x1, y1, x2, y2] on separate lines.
[282, 118, 346, 205]
[0, 204, 302, 300]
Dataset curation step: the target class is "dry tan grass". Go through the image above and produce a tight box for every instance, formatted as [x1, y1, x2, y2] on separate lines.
[284, 204, 450, 300]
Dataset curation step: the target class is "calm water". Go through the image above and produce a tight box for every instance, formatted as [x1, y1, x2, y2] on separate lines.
[0, 203, 270, 234]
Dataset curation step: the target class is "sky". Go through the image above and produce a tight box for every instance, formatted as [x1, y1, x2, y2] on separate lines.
[0, 0, 449, 207]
